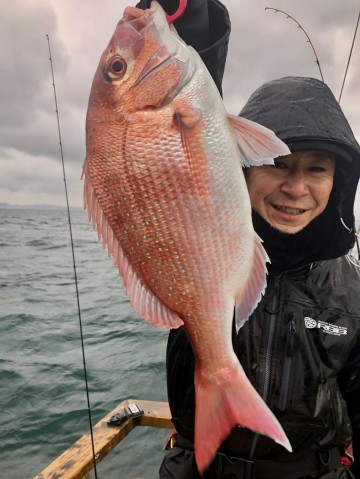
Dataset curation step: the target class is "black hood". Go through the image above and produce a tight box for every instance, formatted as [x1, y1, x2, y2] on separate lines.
[239, 76, 360, 267]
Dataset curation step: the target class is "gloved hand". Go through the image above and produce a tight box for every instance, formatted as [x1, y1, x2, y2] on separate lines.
[136, 0, 210, 50]
[137, 0, 180, 16]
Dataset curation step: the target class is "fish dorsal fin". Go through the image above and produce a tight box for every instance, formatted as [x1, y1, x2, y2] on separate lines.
[82, 159, 184, 330]
[227, 114, 290, 167]
[235, 234, 269, 332]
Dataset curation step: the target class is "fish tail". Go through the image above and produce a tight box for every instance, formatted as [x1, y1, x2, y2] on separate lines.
[194, 360, 292, 475]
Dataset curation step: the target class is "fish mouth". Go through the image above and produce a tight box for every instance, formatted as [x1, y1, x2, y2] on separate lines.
[122, 6, 152, 32]
[123, 1, 195, 104]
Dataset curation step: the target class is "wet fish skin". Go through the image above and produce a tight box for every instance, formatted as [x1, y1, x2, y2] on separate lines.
[83, 2, 291, 473]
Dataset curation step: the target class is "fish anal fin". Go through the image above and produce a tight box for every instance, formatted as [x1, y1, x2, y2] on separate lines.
[227, 114, 290, 167]
[82, 164, 183, 330]
[119, 250, 184, 329]
[194, 359, 292, 475]
[235, 235, 269, 331]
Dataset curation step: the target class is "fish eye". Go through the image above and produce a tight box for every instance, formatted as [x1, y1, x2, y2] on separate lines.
[105, 55, 127, 81]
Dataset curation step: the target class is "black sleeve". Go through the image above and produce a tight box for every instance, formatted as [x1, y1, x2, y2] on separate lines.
[136, 0, 231, 94]
[338, 335, 360, 477]
[166, 327, 196, 440]
[195, 0, 231, 95]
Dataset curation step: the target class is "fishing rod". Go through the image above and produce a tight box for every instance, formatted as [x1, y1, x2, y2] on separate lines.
[46, 34, 99, 479]
[339, 6, 360, 103]
[265, 7, 325, 83]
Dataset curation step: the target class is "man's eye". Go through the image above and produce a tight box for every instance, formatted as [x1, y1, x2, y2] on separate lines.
[309, 166, 326, 172]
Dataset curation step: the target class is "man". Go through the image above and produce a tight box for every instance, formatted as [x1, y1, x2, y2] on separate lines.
[137, 1, 360, 477]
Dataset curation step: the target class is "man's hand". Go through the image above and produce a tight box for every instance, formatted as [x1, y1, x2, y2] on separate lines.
[137, 0, 180, 15]
[137, 0, 183, 15]
[136, 0, 210, 51]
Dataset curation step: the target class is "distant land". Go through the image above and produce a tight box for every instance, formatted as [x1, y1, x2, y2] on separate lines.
[0, 202, 81, 210]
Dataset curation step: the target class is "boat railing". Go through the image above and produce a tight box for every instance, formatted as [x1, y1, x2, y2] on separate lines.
[33, 399, 173, 479]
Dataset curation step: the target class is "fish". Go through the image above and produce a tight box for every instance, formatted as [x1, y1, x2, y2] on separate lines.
[82, 1, 292, 474]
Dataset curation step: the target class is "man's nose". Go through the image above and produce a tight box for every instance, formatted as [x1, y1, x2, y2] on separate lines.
[279, 171, 309, 197]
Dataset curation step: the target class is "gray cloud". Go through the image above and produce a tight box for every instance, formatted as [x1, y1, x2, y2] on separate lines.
[1, 0, 360, 217]
[0, 1, 68, 130]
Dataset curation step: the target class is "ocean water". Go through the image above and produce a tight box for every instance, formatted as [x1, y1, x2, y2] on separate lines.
[0, 207, 170, 479]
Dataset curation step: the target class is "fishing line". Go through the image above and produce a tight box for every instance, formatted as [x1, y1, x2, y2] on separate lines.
[46, 35, 99, 479]
[338, 6, 360, 103]
[265, 7, 325, 82]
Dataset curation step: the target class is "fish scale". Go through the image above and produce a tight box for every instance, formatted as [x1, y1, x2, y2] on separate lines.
[83, 1, 292, 473]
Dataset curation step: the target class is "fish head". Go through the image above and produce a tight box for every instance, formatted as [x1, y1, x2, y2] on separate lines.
[87, 1, 194, 120]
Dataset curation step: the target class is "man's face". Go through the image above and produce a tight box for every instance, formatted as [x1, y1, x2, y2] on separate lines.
[245, 150, 335, 234]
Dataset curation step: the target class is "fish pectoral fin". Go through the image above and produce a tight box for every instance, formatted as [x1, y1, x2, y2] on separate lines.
[175, 107, 210, 201]
[175, 105, 202, 129]
[227, 114, 290, 167]
[235, 234, 269, 331]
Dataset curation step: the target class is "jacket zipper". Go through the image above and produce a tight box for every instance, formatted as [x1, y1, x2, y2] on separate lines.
[278, 317, 296, 411]
[249, 276, 280, 459]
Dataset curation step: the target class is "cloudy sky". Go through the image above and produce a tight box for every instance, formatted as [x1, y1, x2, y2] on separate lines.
[1, 0, 360, 217]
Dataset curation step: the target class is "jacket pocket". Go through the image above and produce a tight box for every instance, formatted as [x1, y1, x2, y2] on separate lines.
[278, 316, 297, 411]
[315, 377, 352, 445]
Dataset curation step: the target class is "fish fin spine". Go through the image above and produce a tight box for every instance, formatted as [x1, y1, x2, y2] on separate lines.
[235, 235, 269, 331]
[227, 114, 290, 167]
[194, 360, 291, 475]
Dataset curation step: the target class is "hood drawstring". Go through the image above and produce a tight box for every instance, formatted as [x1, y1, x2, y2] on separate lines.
[340, 217, 353, 233]
[355, 231, 360, 261]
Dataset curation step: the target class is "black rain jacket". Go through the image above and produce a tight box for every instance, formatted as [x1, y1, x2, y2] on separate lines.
[161, 0, 360, 477]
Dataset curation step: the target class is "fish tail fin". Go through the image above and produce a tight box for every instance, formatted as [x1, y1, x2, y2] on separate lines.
[194, 360, 291, 475]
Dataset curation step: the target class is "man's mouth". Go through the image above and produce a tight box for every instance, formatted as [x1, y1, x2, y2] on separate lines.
[272, 205, 307, 215]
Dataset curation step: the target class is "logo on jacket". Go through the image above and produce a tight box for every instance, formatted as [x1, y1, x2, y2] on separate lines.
[304, 317, 347, 336]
